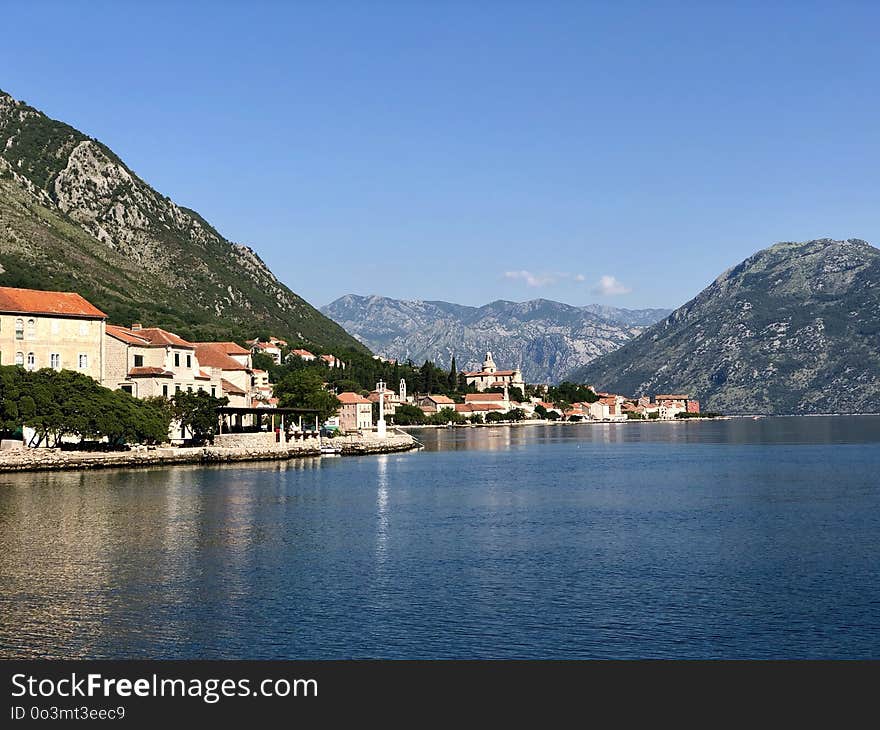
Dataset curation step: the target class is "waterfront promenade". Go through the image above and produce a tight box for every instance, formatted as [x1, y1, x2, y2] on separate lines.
[0, 431, 417, 473]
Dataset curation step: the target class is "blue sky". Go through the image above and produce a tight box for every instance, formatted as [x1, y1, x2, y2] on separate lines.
[3, 1, 879, 310]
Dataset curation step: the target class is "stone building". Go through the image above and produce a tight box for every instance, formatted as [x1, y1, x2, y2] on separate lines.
[0, 286, 106, 381]
[103, 324, 221, 399]
[336, 392, 373, 432]
[463, 351, 525, 394]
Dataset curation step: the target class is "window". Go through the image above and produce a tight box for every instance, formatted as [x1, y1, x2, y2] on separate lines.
[211, 386, 216, 397]
[78, 354, 88, 369]
[15, 352, 23, 366]
[15, 319, 23, 340]
[27, 319, 36, 336]
[174, 353, 180, 367]
[187, 386, 193, 393]
[121, 385, 133, 395]
[50, 353, 61, 370]
[134, 354, 144, 367]
[26, 352, 35, 371]
[162, 385, 168, 398]
[186, 354, 191, 368]
[175, 385, 180, 393]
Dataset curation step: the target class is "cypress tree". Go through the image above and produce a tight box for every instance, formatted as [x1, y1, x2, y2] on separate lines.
[449, 355, 457, 392]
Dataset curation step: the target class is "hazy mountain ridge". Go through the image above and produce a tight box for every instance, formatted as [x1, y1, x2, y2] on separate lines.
[322, 294, 671, 382]
[569, 238, 880, 414]
[0, 89, 364, 350]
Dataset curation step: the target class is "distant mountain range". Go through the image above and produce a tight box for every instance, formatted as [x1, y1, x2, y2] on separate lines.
[0, 89, 363, 351]
[321, 295, 671, 382]
[570, 238, 880, 414]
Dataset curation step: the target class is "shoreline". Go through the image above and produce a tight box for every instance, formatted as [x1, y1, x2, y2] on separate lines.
[396, 412, 880, 431]
[0, 432, 418, 474]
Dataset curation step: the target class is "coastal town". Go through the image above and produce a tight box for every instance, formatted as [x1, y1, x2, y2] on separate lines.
[0, 284, 705, 460]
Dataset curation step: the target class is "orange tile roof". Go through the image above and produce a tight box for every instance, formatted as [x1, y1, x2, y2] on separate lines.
[425, 394, 455, 404]
[0, 286, 106, 318]
[128, 366, 173, 377]
[142, 328, 194, 347]
[108, 324, 193, 348]
[464, 393, 506, 402]
[106, 324, 151, 345]
[221, 378, 246, 396]
[193, 343, 250, 370]
[290, 349, 315, 357]
[456, 402, 503, 412]
[337, 391, 370, 404]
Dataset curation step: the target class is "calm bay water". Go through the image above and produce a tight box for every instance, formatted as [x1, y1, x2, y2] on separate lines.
[2, 416, 879, 659]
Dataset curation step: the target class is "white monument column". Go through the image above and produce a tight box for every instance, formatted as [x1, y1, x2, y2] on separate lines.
[376, 379, 387, 438]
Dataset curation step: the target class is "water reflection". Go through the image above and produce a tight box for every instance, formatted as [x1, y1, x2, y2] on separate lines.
[2, 418, 880, 659]
[376, 455, 390, 564]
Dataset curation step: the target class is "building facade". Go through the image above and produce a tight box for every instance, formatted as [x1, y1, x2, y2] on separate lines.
[0, 286, 106, 381]
[336, 392, 373, 431]
[463, 351, 525, 394]
[103, 324, 221, 398]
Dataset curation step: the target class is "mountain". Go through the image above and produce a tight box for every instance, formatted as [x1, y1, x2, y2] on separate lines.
[569, 238, 880, 414]
[0, 89, 365, 351]
[321, 295, 671, 382]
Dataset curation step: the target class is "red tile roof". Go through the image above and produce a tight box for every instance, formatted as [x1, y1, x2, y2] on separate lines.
[464, 393, 506, 402]
[336, 391, 370, 405]
[106, 324, 151, 345]
[107, 324, 193, 348]
[193, 343, 250, 370]
[425, 395, 455, 404]
[456, 403, 503, 412]
[0, 286, 106, 318]
[290, 349, 315, 357]
[128, 366, 173, 377]
[221, 378, 246, 396]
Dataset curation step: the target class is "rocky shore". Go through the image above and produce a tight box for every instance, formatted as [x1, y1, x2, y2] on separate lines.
[0, 432, 418, 474]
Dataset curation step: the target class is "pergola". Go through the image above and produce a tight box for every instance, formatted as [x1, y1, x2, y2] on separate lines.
[216, 406, 323, 434]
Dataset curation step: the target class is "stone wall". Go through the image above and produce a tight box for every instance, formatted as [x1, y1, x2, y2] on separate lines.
[213, 431, 279, 450]
[0, 431, 418, 473]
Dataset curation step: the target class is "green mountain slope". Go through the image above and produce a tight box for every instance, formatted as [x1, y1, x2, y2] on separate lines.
[0, 89, 366, 351]
[568, 239, 880, 414]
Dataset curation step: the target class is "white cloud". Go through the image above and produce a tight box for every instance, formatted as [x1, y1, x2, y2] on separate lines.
[592, 275, 631, 296]
[503, 270, 587, 288]
[503, 270, 556, 287]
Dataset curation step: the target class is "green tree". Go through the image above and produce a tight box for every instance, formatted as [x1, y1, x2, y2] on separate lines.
[392, 403, 427, 425]
[448, 355, 458, 392]
[172, 390, 229, 444]
[274, 369, 340, 424]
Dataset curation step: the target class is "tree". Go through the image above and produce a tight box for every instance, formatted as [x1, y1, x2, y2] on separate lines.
[172, 390, 229, 444]
[448, 355, 458, 392]
[392, 403, 427, 425]
[428, 407, 464, 425]
[0, 366, 172, 448]
[251, 352, 275, 373]
[274, 369, 340, 424]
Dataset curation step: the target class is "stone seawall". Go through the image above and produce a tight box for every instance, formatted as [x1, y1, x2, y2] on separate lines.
[0, 433, 418, 474]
